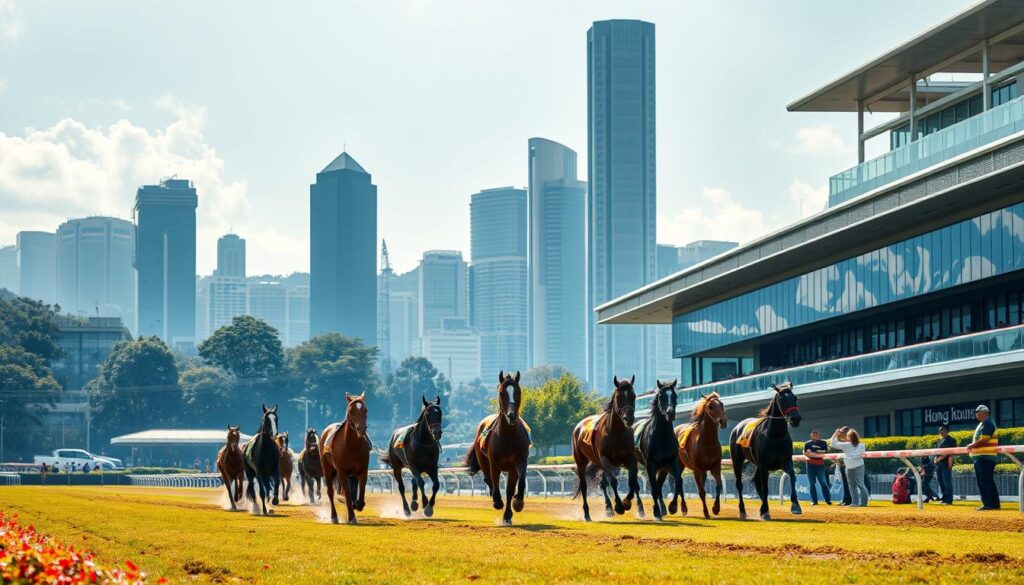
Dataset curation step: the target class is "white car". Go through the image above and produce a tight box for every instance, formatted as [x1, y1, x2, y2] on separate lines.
[33, 449, 121, 471]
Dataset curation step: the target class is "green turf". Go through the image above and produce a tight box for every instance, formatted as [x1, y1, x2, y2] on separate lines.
[2, 486, 1023, 583]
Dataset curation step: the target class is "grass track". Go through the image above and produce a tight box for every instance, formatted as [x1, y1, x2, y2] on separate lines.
[2, 486, 1024, 584]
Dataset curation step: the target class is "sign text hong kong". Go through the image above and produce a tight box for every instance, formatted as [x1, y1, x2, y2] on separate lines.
[922, 401, 990, 427]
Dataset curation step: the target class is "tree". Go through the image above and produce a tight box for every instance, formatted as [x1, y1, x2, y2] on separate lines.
[0, 296, 63, 362]
[179, 365, 237, 427]
[445, 377, 490, 443]
[389, 357, 450, 423]
[521, 364, 572, 389]
[198, 315, 285, 379]
[520, 373, 601, 456]
[286, 333, 379, 423]
[88, 337, 180, 445]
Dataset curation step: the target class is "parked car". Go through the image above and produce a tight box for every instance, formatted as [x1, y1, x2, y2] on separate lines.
[33, 449, 121, 471]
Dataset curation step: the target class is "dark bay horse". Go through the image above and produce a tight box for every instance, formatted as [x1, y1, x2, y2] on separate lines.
[634, 380, 680, 521]
[571, 375, 639, 522]
[319, 393, 371, 524]
[676, 391, 728, 519]
[276, 432, 293, 502]
[216, 425, 244, 510]
[381, 395, 444, 517]
[464, 370, 531, 526]
[728, 382, 802, 520]
[297, 428, 323, 503]
[243, 405, 281, 515]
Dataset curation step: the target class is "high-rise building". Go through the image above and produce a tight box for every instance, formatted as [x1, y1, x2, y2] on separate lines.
[134, 178, 197, 349]
[285, 284, 310, 347]
[677, 240, 738, 270]
[528, 138, 588, 379]
[217, 234, 246, 278]
[388, 290, 418, 365]
[0, 244, 19, 294]
[413, 318, 481, 387]
[587, 20, 657, 391]
[470, 187, 527, 378]
[418, 250, 467, 336]
[16, 231, 57, 305]
[56, 217, 136, 331]
[310, 152, 377, 345]
[195, 275, 211, 341]
[249, 280, 287, 340]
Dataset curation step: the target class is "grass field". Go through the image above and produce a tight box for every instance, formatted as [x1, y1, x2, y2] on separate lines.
[2, 486, 1024, 584]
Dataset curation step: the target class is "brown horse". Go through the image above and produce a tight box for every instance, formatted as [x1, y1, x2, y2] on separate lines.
[571, 375, 639, 522]
[675, 392, 729, 519]
[319, 393, 371, 524]
[216, 425, 244, 510]
[275, 432, 293, 502]
[464, 370, 531, 526]
[297, 428, 323, 503]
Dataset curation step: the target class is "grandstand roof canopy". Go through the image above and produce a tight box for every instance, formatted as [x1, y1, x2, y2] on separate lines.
[109, 429, 253, 446]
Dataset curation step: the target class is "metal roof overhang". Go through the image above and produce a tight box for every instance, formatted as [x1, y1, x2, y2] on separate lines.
[596, 132, 1024, 326]
[788, 0, 1024, 113]
[110, 429, 254, 446]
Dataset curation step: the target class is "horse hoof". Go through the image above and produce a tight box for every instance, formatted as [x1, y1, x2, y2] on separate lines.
[738, 512, 747, 521]
[583, 515, 592, 523]
[614, 502, 625, 515]
[348, 517, 358, 525]
[356, 501, 365, 512]
[622, 500, 632, 511]
[403, 509, 411, 518]
[604, 507, 615, 518]
[331, 516, 339, 524]
[411, 501, 419, 511]
[791, 507, 802, 516]
[272, 497, 280, 506]
[668, 502, 678, 514]
[424, 505, 434, 517]
[512, 498, 524, 513]
[712, 505, 721, 516]
[493, 500, 504, 510]
[761, 513, 771, 521]
[636, 511, 645, 519]
[501, 518, 512, 527]
[704, 513, 711, 520]
[653, 515, 663, 523]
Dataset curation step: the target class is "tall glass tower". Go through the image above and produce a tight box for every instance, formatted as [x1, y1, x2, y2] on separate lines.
[587, 20, 657, 391]
[56, 217, 136, 331]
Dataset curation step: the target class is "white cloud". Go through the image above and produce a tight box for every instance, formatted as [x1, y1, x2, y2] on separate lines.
[658, 187, 777, 246]
[0, 98, 301, 274]
[0, 0, 22, 40]
[777, 123, 850, 155]
[788, 178, 828, 217]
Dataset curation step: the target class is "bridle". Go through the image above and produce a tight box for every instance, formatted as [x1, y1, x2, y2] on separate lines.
[611, 386, 636, 427]
[259, 414, 276, 437]
[764, 392, 799, 421]
[413, 405, 442, 447]
[655, 387, 675, 422]
[700, 397, 726, 427]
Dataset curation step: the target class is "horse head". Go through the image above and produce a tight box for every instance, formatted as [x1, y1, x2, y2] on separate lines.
[305, 427, 318, 449]
[497, 370, 521, 426]
[698, 391, 728, 429]
[420, 394, 444, 442]
[345, 392, 368, 438]
[653, 379, 678, 423]
[226, 425, 241, 446]
[771, 381, 800, 427]
[610, 375, 637, 428]
[260, 404, 279, 437]
[276, 431, 289, 452]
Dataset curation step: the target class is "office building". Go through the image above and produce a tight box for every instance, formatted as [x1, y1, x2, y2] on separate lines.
[0, 244, 18, 294]
[528, 138, 589, 379]
[587, 20, 658, 391]
[598, 3, 1024, 436]
[418, 250, 467, 336]
[470, 187, 527, 378]
[134, 178, 197, 350]
[285, 284, 310, 347]
[56, 217, 136, 331]
[16, 231, 57, 305]
[249, 280, 288, 339]
[309, 152, 377, 345]
[414, 318, 481, 387]
[217, 234, 246, 278]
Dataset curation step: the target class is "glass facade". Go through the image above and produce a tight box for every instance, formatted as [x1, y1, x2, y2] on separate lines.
[673, 202, 1024, 358]
[996, 397, 1024, 429]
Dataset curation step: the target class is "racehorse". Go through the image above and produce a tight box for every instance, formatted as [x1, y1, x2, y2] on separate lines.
[571, 375, 639, 522]
[464, 371, 531, 526]
[676, 391, 728, 519]
[728, 381, 802, 520]
[216, 425, 244, 510]
[381, 395, 444, 517]
[633, 380, 680, 521]
[319, 393, 372, 524]
[243, 405, 281, 515]
[275, 432, 293, 502]
[297, 428, 323, 503]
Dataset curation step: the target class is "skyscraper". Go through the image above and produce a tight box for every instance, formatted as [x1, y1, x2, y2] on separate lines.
[310, 152, 377, 345]
[527, 138, 588, 379]
[285, 284, 310, 347]
[204, 233, 248, 336]
[470, 187, 527, 378]
[418, 250, 468, 336]
[587, 19, 657, 391]
[134, 178, 198, 349]
[0, 245, 19, 294]
[16, 231, 57, 305]
[249, 280, 287, 340]
[217, 234, 246, 278]
[56, 217, 136, 331]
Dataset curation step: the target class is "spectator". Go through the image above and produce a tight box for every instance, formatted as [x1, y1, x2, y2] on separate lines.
[966, 404, 1001, 510]
[830, 427, 869, 507]
[919, 456, 937, 503]
[803, 430, 831, 505]
[934, 424, 956, 505]
[83, 463, 91, 474]
[830, 458, 852, 506]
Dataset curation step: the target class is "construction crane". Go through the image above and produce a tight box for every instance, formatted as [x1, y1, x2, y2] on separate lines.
[378, 239, 393, 377]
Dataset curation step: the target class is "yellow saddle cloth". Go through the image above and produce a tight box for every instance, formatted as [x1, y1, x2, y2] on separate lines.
[675, 424, 696, 448]
[477, 414, 533, 450]
[578, 414, 603, 447]
[736, 417, 765, 449]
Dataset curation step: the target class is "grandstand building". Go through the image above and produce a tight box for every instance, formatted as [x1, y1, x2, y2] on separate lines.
[598, 0, 1024, 437]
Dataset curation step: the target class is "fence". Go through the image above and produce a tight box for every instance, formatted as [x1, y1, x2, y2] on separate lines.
[127, 473, 223, 488]
[0, 472, 20, 486]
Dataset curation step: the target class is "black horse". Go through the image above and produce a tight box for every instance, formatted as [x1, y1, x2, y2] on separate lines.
[243, 404, 282, 515]
[728, 382, 802, 521]
[381, 395, 444, 517]
[633, 379, 681, 521]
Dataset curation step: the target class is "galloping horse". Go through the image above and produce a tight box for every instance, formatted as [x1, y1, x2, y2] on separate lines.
[275, 432, 293, 502]
[571, 375, 639, 522]
[464, 371, 531, 526]
[676, 391, 728, 519]
[216, 425, 244, 510]
[633, 380, 681, 521]
[319, 393, 372, 524]
[297, 428, 323, 503]
[381, 395, 444, 517]
[728, 382, 802, 520]
[243, 405, 281, 515]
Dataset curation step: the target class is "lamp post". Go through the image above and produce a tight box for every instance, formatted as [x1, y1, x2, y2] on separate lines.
[289, 398, 316, 430]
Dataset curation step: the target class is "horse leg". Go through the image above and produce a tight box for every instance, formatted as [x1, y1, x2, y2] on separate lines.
[785, 459, 802, 515]
[315, 476, 322, 502]
[502, 467, 518, 526]
[271, 470, 280, 506]
[733, 453, 747, 520]
[392, 466, 411, 517]
[414, 474, 427, 514]
[575, 459, 591, 522]
[324, 467, 339, 523]
[696, 470, 710, 520]
[283, 470, 291, 502]
[220, 468, 235, 510]
[425, 469, 440, 517]
[655, 469, 669, 517]
[600, 456, 624, 515]
[356, 469, 368, 512]
[340, 473, 357, 524]
[711, 464, 724, 516]
[599, 473, 614, 517]
[409, 466, 420, 511]
[755, 468, 770, 521]
[646, 463, 663, 521]
[481, 455, 502, 510]
[513, 458, 526, 513]
[627, 458, 643, 518]
[669, 460, 684, 516]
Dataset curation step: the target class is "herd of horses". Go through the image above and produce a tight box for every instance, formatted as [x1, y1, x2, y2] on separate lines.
[216, 371, 803, 525]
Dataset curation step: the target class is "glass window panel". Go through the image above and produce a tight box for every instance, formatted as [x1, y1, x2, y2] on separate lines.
[1003, 207, 1014, 274]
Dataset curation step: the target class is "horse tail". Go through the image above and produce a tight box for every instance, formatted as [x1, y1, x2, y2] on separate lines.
[245, 474, 256, 503]
[463, 444, 480, 475]
[572, 463, 602, 499]
[379, 448, 394, 469]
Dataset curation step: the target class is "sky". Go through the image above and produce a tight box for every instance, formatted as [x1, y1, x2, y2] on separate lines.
[0, 0, 971, 275]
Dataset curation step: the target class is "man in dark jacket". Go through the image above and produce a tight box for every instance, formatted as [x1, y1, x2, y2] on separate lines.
[934, 424, 956, 505]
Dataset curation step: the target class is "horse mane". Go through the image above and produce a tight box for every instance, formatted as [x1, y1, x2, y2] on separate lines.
[758, 392, 778, 417]
[602, 396, 615, 414]
[691, 392, 719, 422]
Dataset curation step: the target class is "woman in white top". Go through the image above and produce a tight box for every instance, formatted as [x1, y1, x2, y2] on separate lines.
[831, 427, 869, 506]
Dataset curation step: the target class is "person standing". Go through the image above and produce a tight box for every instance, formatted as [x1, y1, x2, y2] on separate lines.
[919, 456, 937, 502]
[934, 424, 956, 505]
[803, 430, 832, 505]
[831, 427, 869, 506]
[966, 405, 1000, 510]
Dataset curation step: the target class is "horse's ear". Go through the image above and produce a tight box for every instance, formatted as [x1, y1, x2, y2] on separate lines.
[629, 374, 635, 386]
[272, 404, 278, 412]
[422, 394, 430, 408]
[435, 395, 441, 405]
[262, 404, 268, 413]
[699, 393, 706, 399]
[514, 370, 520, 383]
[346, 392, 353, 402]
[613, 375, 619, 387]
[498, 370, 505, 383]
[672, 379, 678, 388]
[359, 392, 365, 401]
